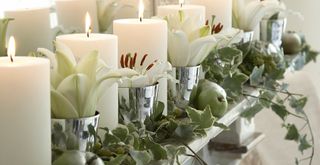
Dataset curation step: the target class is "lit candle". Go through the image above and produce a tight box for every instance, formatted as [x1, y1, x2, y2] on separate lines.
[4, 4, 52, 56]
[157, 0, 206, 26]
[189, 0, 232, 29]
[113, 0, 168, 113]
[56, 13, 119, 130]
[55, 0, 99, 32]
[0, 36, 51, 165]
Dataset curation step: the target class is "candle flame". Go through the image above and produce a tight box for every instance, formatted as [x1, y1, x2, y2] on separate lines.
[7, 36, 15, 63]
[179, 0, 184, 7]
[138, 0, 144, 22]
[85, 12, 92, 37]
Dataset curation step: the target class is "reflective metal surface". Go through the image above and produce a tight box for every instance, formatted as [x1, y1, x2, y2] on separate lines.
[119, 83, 159, 123]
[260, 18, 287, 48]
[51, 112, 100, 152]
[169, 66, 201, 109]
[240, 31, 254, 44]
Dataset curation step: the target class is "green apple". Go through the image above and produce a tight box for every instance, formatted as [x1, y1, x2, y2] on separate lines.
[282, 31, 302, 55]
[194, 80, 228, 118]
[53, 150, 104, 165]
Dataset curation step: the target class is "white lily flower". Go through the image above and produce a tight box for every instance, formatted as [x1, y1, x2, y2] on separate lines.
[38, 41, 120, 119]
[117, 53, 172, 88]
[166, 11, 243, 67]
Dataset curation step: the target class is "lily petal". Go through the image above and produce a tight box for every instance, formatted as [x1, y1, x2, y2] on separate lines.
[54, 41, 77, 65]
[51, 89, 79, 119]
[188, 35, 216, 66]
[168, 30, 189, 67]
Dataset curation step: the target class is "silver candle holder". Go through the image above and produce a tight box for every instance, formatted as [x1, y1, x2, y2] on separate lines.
[168, 65, 201, 109]
[119, 83, 159, 123]
[51, 112, 100, 152]
[260, 18, 287, 48]
[240, 31, 254, 44]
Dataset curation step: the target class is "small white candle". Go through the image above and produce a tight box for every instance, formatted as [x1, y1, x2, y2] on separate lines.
[157, 1, 206, 26]
[55, 0, 99, 32]
[4, 5, 52, 56]
[0, 37, 51, 165]
[189, 0, 232, 29]
[113, 0, 168, 113]
[56, 14, 118, 130]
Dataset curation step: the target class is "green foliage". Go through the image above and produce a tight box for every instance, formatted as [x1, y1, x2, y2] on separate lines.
[285, 124, 299, 142]
[203, 39, 318, 164]
[238, 41, 286, 80]
[186, 106, 216, 130]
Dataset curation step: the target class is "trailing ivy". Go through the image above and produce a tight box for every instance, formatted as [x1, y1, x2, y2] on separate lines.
[202, 40, 318, 165]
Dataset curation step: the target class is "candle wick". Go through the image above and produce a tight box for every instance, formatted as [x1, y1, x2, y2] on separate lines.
[10, 55, 13, 63]
[87, 27, 92, 38]
[140, 17, 142, 22]
[180, 3, 183, 8]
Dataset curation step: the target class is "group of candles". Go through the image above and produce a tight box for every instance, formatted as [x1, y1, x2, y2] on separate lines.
[0, 0, 232, 164]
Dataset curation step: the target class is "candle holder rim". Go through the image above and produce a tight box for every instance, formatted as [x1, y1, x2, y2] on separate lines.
[173, 65, 201, 69]
[118, 82, 159, 89]
[261, 17, 287, 21]
[51, 111, 100, 120]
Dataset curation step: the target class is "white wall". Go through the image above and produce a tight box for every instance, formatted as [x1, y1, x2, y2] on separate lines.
[283, 0, 320, 49]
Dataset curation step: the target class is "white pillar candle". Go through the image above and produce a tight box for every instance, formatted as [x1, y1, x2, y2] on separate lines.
[4, 5, 52, 56]
[56, 33, 119, 130]
[114, 0, 155, 19]
[189, 0, 232, 29]
[113, 18, 168, 113]
[55, 0, 99, 32]
[157, 4, 206, 25]
[0, 38, 51, 165]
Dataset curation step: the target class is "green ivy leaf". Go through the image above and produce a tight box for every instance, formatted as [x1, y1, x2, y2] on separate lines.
[174, 124, 195, 140]
[298, 135, 312, 153]
[186, 106, 215, 129]
[241, 102, 264, 120]
[112, 125, 129, 142]
[259, 90, 276, 108]
[103, 133, 120, 146]
[250, 65, 265, 86]
[271, 104, 289, 121]
[165, 145, 186, 165]
[129, 149, 152, 165]
[222, 71, 248, 99]
[285, 124, 300, 142]
[144, 137, 168, 160]
[289, 97, 307, 114]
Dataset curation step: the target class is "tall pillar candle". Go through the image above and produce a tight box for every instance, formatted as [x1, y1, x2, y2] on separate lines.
[157, 4, 206, 26]
[189, 0, 232, 29]
[0, 40, 51, 164]
[55, 0, 99, 32]
[4, 5, 52, 56]
[113, 19, 168, 113]
[56, 33, 119, 130]
[114, 0, 155, 19]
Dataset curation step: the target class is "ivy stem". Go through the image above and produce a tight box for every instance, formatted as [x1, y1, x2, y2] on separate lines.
[248, 85, 304, 97]
[242, 91, 314, 165]
[302, 111, 315, 165]
[241, 93, 306, 120]
[182, 142, 207, 165]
